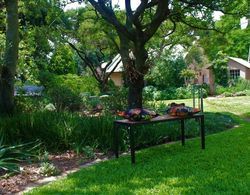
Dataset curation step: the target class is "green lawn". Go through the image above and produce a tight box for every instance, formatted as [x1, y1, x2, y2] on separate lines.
[27, 97, 250, 194]
[162, 96, 250, 115]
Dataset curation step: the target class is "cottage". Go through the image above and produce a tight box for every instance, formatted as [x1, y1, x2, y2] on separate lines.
[193, 57, 250, 94]
[227, 57, 250, 79]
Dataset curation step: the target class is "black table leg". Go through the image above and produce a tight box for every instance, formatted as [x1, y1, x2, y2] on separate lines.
[181, 119, 185, 146]
[200, 115, 205, 149]
[114, 122, 119, 158]
[129, 126, 135, 164]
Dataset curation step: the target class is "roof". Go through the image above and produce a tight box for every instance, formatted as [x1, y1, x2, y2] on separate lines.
[102, 54, 123, 73]
[206, 57, 250, 69]
[204, 64, 213, 69]
[229, 57, 250, 69]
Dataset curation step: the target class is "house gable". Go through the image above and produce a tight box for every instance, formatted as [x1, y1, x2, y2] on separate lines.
[228, 57, 250, 79]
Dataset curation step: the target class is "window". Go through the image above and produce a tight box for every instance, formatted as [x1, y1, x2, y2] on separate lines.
[230, 69, 240, 79]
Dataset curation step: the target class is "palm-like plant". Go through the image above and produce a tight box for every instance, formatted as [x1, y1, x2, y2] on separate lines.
[0, 134, 40, 173]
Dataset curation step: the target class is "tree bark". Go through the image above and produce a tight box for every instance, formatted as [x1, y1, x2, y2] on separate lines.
[0, 0, 19, 115]
[127, 73, 144, 109]
[99, 78, 108, 94]
[119, 33, 148, 109]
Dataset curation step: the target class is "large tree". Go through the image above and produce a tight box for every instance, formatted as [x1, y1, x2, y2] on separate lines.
[67, 0, 246, 108]
[0, 0, 19, 115]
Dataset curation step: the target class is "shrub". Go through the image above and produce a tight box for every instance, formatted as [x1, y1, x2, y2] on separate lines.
[100, 87, 128, 111]
[39, 162, 60, 176]
[39, 72, 100, 111]
[0, 138, 40, 173]
[48, 44, 78, 75]
[223, 92, 233, 97]
[216, 79, 250, 96]
[15, 96, 50, 113]
[143, 85, 207, 101]
[145, 56, 186, 89]
[212, 51, 229, 86]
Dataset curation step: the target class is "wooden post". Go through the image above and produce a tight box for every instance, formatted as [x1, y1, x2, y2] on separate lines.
[193, 85, 195, 109]
[198, 86, 200, 110]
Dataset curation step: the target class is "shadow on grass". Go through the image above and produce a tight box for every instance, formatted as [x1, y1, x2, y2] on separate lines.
[28, 115, 250, 195]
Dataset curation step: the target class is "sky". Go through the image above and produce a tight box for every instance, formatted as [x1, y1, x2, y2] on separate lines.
[64, 1, 247, 29]
[64, 0, 140, 11]
[64, 1, 223, 20]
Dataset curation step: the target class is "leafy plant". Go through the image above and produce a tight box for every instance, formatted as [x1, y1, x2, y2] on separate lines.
[82, 146, 96, 159]
[0, 107, 237, 154]
[145, 56, 186, 89]
[0, 136, 40, 173]
[40, 73, 100, 111]
[39, 162, 60, 176]
[38, 151, 50, 163]
[212, 51, 229, 87]
[48, 44, 77, 75]
[216, 78, 250, 95]
[143, 85, 208, 101]
[100, 87, 128, 111]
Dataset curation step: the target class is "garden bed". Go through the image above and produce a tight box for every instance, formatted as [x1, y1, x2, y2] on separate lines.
[0, 151, 109, 194]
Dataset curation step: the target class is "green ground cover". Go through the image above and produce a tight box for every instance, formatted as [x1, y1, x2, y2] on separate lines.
[27, 96, 250, 194]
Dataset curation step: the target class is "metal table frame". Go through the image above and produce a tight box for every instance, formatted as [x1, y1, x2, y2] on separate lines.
[113, 114, 205, 164]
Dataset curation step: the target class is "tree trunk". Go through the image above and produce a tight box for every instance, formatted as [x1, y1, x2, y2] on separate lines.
[99, 78, 108, 94]
[119, 33, 149, 109]
[0, 0, 19, 115]
[127, 73, 144, 109]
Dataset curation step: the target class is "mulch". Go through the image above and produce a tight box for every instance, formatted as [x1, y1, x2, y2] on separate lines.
[0, 151, 108, 194]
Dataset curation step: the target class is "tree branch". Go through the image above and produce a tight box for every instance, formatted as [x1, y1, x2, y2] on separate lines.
[67, 41, 101, 82]
[144, 1, 170, 43]
[180, 17, 222, 33]
[179, 0, 242, 16]
[88, 0, 135, 41]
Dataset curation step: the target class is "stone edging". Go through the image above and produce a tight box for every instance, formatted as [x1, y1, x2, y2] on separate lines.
[18, 157, 110, 195]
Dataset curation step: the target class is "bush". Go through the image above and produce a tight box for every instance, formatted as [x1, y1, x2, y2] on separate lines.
[39, 162, 60, 176]
[100, 87, 128, 111]
[216, 79, 250, 96]
[15, 96, 50, 113]
[48, 44, 77, 75]
[145, 56, 186, 89]
[39, 72, 100, 111]
[143, 85, 208, 101]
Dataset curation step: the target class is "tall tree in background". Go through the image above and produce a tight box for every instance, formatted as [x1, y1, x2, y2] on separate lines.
[198, 0, 249, 60]
[0, 0, 19, 115]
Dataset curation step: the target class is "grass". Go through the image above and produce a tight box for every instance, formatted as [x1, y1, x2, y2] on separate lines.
[160, 96, 250, 115]
[27, 96, 250, 194]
